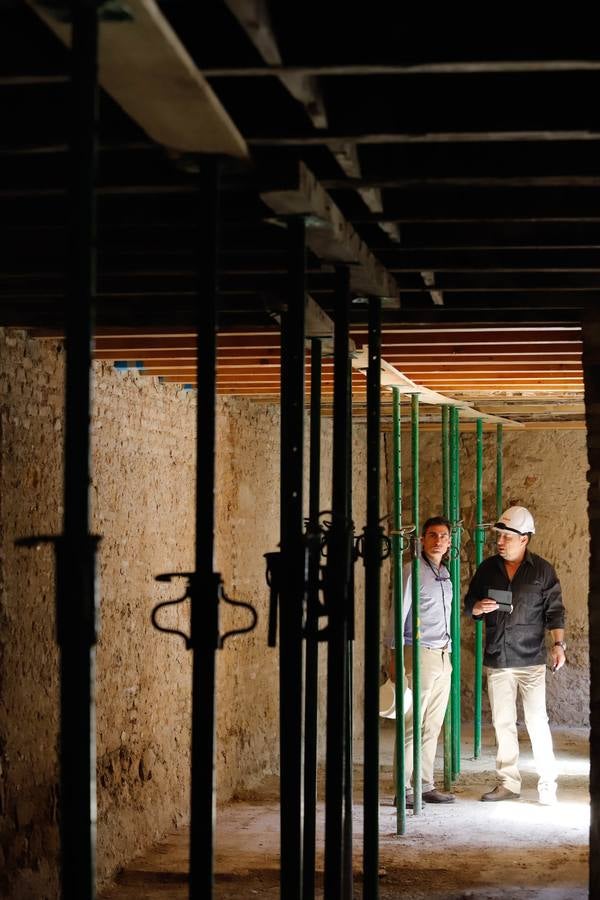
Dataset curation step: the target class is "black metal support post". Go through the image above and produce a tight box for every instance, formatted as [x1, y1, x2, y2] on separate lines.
[62, 4, 99, 896]
[342, 339, 354, 900]
[363, 297, 382, 900]
[302, 338, 323, 900]
[279, 217, 307, 900]
[189, 157, 222, 899]
[324, 267, 353, 900]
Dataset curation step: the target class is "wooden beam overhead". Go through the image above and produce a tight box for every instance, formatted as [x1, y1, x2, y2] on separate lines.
[28, 0, 248, 157]
[202, 61, 600, 77]
[248, 131, 600, 147]
[224, 0, 328, 129]
[260, 161, 399, 299]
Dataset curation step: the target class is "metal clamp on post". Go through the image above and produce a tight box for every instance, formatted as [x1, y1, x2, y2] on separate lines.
[409, 532, 420, 560]
[16, 533, 101, 646]
[264, 552, 282, 648]
[304, 514, 332, 641]
[354, 522, 392, 563]
[266, 515, 331, 648]
[151, 572, 257, 651]
[449, 519, 464, 562]
[473, 522, 495, 545]
[389, 523, 416, 552]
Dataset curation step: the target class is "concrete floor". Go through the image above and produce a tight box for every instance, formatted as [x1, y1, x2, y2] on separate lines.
[99, 723, 590, 899]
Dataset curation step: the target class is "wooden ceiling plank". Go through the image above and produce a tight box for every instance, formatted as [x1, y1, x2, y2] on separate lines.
[248, 131, 600, 147]
[202, 62, 600, 77]
[260, 161, 399, 299]
[28, 0, 248, 157]
[224, 0, 328, 129]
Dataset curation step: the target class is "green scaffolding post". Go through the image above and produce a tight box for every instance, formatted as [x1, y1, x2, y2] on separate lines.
[496, 424, 504, 518]
[441, 405, 452, 790]
[391, 387, 406, 835]
[450, 406, 461, 779]
[473, 419, 484, 758]
[411, 394, 422, 815]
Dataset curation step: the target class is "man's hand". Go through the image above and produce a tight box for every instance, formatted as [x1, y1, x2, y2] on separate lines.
[550, 644, 566, 672]
[472, 598, 500, 615]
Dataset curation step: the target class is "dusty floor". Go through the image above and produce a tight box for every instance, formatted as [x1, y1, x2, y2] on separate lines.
[99, 723, 589, 899]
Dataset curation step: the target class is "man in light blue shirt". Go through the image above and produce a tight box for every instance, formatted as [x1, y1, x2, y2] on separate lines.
[389, 515, 455, 805]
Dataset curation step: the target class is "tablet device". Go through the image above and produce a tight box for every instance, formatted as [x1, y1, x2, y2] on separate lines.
[488, 587, 513, 613]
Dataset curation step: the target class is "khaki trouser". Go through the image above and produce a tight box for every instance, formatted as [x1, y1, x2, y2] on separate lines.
[395, 644, 452, 794]
[486, 664, 558, 794]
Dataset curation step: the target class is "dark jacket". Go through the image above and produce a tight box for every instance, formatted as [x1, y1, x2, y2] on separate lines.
[464, 550, 565, 668]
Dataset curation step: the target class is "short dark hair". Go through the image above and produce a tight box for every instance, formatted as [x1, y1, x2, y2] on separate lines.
[421, 515, 452, 537]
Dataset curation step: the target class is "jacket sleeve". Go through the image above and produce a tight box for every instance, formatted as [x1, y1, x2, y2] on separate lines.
[464, 564, 486, 619]
[543, 563, 566, 630]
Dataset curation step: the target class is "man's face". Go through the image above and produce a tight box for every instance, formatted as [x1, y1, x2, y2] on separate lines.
[495, 529, 528, 562]
[422, 526, 451, 558]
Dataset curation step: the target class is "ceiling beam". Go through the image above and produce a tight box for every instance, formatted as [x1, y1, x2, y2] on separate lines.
[260, 161, 399, 299]
[248, 131, 600, 146]
[28, 0, 248, 157]
[202, 61, 600, 77]
[224, 0, 328, 129]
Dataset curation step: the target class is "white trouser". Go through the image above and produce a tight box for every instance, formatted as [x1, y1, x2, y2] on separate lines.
[399, 645, 452, 794]
[486, 664, 558, 795]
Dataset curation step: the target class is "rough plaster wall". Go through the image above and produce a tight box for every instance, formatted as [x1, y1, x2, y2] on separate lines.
[0, 329, 377, 897]
[0, 329, 63, 900]
[92, 362, 196, 883]
[383, 425, 589, 727]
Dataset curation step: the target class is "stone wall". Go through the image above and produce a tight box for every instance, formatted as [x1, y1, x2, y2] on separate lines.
[383, 422, 590, 726]
[0, 329, 374, 898]
[0, 326, 589, 899]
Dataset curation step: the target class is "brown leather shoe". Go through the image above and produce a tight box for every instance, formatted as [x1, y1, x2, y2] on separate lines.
[481, 785, 520, 802]
[422, 789, 455, 803]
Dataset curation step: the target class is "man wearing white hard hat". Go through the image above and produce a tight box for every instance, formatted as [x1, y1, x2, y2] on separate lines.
[465, 506, 566, 806]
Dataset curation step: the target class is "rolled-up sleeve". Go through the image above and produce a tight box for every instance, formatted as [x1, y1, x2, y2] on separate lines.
[543, 565, 566, 630]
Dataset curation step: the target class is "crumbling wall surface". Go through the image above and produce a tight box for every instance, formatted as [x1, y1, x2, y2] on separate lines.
[92, 362, 196, 884]
[0, 330, 376, 898]
[0, 329, 64, 900]
[385, 425, 589, 727]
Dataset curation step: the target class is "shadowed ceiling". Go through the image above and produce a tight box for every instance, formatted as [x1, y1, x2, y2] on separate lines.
[1, 1, 594, 425]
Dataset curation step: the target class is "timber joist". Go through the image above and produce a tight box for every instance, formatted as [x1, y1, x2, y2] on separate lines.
[2, 5, 597, 422]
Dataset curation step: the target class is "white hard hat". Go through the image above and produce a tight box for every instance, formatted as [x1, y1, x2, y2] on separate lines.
[494, 506, 535, 535]
[379, 678, 413, 719]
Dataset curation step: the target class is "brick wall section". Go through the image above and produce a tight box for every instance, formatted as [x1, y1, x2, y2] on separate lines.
[0, 329, 374, 897]
[383, 421, 589, 726]
[583, 317, 599, 894]
[2, 324, 586, 897]
[0, 329, 64, 900]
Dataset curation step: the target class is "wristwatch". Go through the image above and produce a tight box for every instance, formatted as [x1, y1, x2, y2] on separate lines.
[554, 640, 567, 651]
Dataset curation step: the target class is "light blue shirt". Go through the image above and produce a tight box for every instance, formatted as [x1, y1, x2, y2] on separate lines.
[389, 554, 452, 650]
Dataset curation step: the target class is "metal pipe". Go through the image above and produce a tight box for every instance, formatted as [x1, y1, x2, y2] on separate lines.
[279, 217, 307, 900]
[302, 338, 322, 900]
[324, 267, 352, 900]
[474, 419, 484, 758]
[411, 394, 422, 815]
[441, 405, 452, 790]
[190, 156, 222, 899]
[342, 333, 354, 900]
[496, 424, 504, 519]
[442, 406, 450, 521]
[449, 407, 462, 779]
[60, 3, 99, 895]
[363, 296, 382, 893]
[391, 388, 406, 835]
